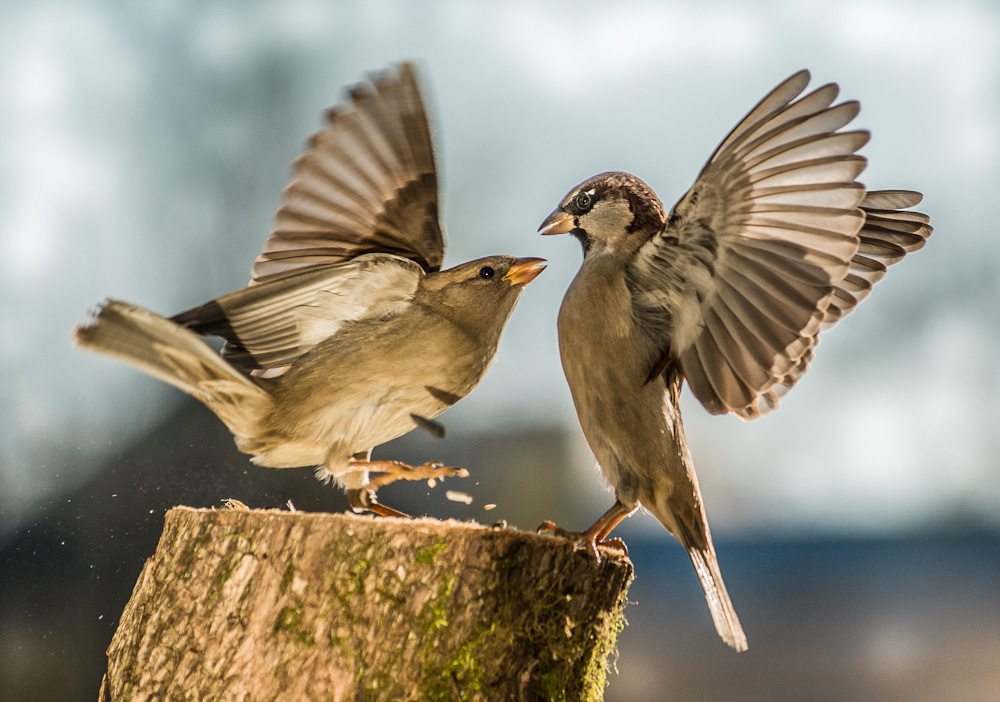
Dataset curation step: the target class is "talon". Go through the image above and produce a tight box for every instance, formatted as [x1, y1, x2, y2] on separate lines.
[536, 520, 558, 535]
[346, 487, 409, 518]
[535, 521, 603, 562]
[361, 460, 468, 488]
[600, 537, 629, 558]
[535, 501, 637, 563]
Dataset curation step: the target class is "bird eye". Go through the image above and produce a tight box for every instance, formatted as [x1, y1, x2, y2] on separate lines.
[575, 192, 592, 212]
[478, 266, 495, 280]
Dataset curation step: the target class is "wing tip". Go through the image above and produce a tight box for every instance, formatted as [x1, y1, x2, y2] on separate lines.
[787, 68, 811, 90]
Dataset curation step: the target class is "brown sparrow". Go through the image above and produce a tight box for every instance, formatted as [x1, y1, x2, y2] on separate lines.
[74, 63, 545, 517]
[538, 70, 932, 650]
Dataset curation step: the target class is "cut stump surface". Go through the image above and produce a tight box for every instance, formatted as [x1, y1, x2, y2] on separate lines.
[99, 506, 633, 702]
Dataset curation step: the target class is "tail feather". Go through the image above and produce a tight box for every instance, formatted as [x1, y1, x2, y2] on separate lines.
[73, 299, 271, 438]
[648, 492, 748, 651]
[686, 542, 748, 652]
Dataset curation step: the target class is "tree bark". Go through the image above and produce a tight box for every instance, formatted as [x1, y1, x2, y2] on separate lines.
[99, 506, 633, 702]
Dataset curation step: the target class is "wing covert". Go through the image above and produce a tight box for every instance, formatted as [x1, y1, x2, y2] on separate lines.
[173, 254, 424, 370]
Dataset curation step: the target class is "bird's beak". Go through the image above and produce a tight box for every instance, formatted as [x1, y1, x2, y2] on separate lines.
[538, 209, 576, 236]
[503, 257, 547, 286]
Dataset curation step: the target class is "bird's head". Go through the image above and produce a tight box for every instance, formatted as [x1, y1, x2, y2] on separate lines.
[419, 255, 546, 337]
[538, 171, 666, 257]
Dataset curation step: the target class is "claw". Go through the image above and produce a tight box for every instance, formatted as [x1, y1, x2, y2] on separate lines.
[599, 537, 629, 558]
[338, 459, 471, 517]
[346, 487, 409, 518]
[536, 501, 637, 563]
[536, 522, 605, 563]
[536, 520, 559, 535]
[536, 520, 606, 563]
[363, 460, 469, 488]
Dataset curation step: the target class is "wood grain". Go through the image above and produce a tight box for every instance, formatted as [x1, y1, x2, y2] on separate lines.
[99, 506, 633, 701]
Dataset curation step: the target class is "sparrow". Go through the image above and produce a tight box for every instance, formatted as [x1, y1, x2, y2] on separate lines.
[537, 70, 932, 650]
[73, 62, 546, 517]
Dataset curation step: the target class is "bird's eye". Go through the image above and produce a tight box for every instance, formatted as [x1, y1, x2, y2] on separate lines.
[575, 192, 592, 212]
[478, 266, 495, 280]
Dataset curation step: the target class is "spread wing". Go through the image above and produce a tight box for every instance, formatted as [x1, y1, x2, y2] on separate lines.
[173, 254, 424, 370]
[252, 61, 443, 283]
[629, 71, 931, 419]
[761, 190, 931, 409]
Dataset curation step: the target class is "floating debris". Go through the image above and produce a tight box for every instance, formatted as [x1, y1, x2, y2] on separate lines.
[445, 490, 473, 505]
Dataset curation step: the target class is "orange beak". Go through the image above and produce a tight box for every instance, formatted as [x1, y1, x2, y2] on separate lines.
[538, 210, 576, 236]
[503, 257, 547, 286]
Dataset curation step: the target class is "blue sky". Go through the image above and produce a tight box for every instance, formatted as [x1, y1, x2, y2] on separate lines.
[2, 0, 998, 537]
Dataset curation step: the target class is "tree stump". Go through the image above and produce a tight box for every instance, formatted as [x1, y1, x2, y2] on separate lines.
[99, 506, 633, 701]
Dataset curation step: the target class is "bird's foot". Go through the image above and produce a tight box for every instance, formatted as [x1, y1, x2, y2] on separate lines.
[346, 487, 409, 518]
[536, 501, 636, 564]
[536, 520, 629, 564]
[341, 460, 469, 519]
[362, 460, 469, 489]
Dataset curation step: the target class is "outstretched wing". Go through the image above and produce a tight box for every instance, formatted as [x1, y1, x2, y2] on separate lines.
[252, 62, 443, 283]
[758, 190, 931, 411]
[173, 254, 424, 371]
[629, 71, 930, 419]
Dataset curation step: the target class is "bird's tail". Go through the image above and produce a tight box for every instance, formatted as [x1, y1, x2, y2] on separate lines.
[73, 299, 271, 439]
[682, 530, 747, 652]
[647, 498, 748, 651]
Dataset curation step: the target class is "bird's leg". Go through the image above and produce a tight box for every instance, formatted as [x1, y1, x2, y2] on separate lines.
[537, 500, 637, 563]
[332, 452, 468, 518]
[345, 486, 409, 519]
[361, 460, 469, 488]
[326, 449, 416, 518]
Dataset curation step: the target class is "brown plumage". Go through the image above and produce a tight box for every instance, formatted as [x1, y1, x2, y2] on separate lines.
[538, 70, 932, 650]
[73, 63, 546, 517]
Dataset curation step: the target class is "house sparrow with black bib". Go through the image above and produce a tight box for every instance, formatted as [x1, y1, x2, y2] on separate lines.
[74, 63, 545, 517]
[538, 70, 932, 650]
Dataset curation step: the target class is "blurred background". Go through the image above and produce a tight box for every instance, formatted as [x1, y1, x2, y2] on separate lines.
[2, 0, 998, 700]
